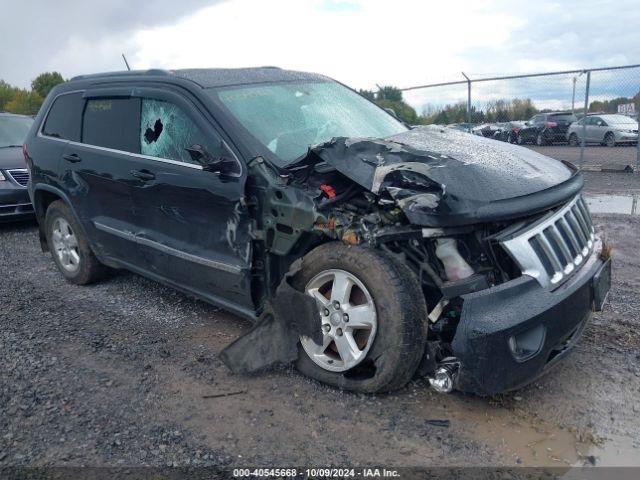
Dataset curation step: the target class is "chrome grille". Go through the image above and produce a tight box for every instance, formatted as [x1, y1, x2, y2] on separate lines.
[7, 168, 29, 187]
[501, 195, 595, 289]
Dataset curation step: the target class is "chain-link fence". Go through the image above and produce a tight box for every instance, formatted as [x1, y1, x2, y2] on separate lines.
[401, 64, 640, 170]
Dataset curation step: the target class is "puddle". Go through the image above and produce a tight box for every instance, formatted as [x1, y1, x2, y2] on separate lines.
[412, 394, 640, 467]
[585, 194, 638, 215]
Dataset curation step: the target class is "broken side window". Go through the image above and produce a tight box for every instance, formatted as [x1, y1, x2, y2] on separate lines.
[140, 98, 222, 165]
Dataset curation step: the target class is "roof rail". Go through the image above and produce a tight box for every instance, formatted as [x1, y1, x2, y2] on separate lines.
[70, 69, 173, 82]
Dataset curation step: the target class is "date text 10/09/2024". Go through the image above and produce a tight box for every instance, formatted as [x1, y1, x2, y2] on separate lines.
[232, 468, 401, 478]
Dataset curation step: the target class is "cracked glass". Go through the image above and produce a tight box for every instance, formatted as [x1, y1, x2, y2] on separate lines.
[140, 99, 221, 164]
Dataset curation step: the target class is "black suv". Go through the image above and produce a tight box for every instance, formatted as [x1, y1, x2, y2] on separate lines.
[516, 112, 578, 146]
[25, 68, 610, 395]
[1, 112, 34, 221]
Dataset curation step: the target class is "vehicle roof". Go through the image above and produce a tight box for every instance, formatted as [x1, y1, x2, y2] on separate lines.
[69, 67, 330, 89]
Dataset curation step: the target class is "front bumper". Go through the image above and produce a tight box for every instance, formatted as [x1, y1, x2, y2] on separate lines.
[0, 185, 34, 222]
[614, 132, 638, 143]
[451, 240, 611, 396]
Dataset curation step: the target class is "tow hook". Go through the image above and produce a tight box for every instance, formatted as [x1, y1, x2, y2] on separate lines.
[427, 358, 460, 394]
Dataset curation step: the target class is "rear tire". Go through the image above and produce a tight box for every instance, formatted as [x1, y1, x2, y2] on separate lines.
[536, 133, 547, 146]
[293, 243, 427, 393]
[516, 133, 524, 145]
[45, 200, 108, 285]
[568, 133, 579, 147]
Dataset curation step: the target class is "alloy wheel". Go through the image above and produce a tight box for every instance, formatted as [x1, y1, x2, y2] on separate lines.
[300, 269, 377, 372]
[51, 217, 81, 272]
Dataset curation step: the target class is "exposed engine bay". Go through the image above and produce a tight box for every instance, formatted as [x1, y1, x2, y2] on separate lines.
[220, 127, 606, 395]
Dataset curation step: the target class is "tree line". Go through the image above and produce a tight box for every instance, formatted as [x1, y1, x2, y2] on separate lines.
[0, 72, 65, 115]
[359, 86, 640, 125]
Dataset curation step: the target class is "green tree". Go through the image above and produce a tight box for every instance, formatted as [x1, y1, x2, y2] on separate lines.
[31, 71, 65, 99]
[4, 89, 43, 115]
[376, 98, 419, 124]
[358, 89, 376, 101]
[0, 80, 20, 111]
[377, 86, 403, 102]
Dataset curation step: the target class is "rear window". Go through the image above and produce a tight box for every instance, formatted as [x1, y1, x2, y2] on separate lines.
[548, 113, 577, 122]
[42, 92, 84, 141]
[82, 98, 141, 153]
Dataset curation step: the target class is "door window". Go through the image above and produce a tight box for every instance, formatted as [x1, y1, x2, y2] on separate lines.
[140, 99, 223, 164]
[42, 92, 84, 141]
[82, 98, 141, 153]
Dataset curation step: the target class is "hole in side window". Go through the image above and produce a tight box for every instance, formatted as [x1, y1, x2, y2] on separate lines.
[42, 92, 84, 141]
[82, 98, 141, 153]
[140, 98, 222, 164]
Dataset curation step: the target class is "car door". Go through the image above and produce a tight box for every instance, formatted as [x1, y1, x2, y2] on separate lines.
[59, 91, 147, 268]
[127, 89, 253, 314]
[592, 117, 607, 143]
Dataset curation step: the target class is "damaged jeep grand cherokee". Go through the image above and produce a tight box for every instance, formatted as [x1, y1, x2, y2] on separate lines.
[25, 67, 611, 396]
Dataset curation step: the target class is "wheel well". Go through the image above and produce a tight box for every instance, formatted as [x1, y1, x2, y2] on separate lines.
[33, 189, 63, 252]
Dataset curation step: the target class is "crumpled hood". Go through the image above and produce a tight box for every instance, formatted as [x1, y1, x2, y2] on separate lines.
[309, 125, 583, 226]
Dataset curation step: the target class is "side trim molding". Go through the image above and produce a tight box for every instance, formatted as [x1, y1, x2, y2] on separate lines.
[93, 221, 242, 274]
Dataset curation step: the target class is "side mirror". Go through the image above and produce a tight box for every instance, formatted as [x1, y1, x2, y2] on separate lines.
[185, 144, 233, 173]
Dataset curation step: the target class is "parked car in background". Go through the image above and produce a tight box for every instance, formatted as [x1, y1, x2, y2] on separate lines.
[0, 112, 34, 221]
[567, 114, 639, 147]
[471, 123, 501, 137]
[447, 123, 474, 132]
[516, 112, 577, 146]
[493, 121, 526, 143]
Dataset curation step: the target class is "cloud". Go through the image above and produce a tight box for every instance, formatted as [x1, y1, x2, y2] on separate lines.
[1, 0, 638, 115]
[0, 0, 220, 87]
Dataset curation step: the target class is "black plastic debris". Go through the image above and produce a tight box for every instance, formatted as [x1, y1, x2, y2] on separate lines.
[220, 262, 321, 373]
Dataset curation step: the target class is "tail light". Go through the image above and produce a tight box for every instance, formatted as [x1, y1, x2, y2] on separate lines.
[513, 128, 520, 133]
[544, 122, 558, 127]
[22, 143, 28, 161]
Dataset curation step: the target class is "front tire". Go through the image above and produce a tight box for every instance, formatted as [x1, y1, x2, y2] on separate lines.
[293, 243, 427, 393]
[45, 200, 108, 285]
[605, 132, 616, 147]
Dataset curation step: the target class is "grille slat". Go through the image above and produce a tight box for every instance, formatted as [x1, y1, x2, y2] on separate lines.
[501, 195, 596, 289]
[7, 169, 29, 187]
[557, 218, 582, 259]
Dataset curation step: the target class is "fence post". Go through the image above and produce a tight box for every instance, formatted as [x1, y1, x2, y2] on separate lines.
[637, 103, 639, 172]
[462, 72, 471, 132]
[579, 70, 591, 165]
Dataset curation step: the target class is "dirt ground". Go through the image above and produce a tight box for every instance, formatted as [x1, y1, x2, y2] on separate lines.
[1, 174, 639, 468]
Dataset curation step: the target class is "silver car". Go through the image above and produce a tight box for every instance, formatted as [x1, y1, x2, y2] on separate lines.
[567, 114, 638, 146]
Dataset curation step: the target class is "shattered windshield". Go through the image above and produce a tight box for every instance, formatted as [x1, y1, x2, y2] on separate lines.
[210, 81, 407, 165]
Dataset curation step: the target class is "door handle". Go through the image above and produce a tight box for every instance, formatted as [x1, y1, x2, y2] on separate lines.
[62, 153, 82, 163]
[130, 169, 155, 181]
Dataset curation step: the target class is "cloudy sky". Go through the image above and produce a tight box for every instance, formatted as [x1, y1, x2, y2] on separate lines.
[1, 0, 639, 110]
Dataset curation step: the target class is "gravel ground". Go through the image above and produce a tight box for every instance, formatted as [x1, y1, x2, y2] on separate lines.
[1, 174, 639, 468]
